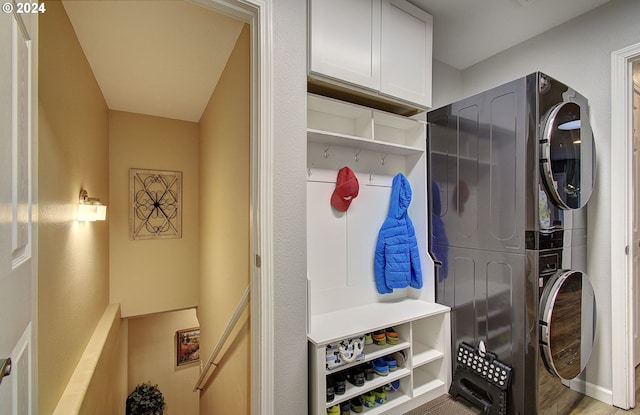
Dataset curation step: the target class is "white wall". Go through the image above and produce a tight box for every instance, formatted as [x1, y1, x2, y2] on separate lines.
[272, 1, 309, 413]
[431, 0, 640, 396]
[431, 59, 463, 110]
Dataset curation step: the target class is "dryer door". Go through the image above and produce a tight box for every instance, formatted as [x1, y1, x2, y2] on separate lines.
[539, 270, 597, 380]
[540, 101, 596, 210]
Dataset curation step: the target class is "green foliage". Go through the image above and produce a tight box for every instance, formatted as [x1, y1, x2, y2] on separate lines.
[126, 382, 166, 415]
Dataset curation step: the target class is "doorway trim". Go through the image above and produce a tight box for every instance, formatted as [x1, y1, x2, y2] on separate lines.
[192, 0, 274, 414]
[611, 41, 640, 410]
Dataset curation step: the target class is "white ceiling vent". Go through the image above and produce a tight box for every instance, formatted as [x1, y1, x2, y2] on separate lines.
[516, 0, 539, 6]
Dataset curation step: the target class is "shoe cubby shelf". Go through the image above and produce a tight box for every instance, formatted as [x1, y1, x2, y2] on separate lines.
[325, 341, 411, 376]
[330, 367, 411, 409]
[309, 300, 451, 415]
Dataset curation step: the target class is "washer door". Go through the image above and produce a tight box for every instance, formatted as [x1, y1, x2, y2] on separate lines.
[540, 101, 596, 210]
[539, 270, 597, 380]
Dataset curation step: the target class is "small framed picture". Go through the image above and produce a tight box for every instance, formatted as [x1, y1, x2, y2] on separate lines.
[177, 327, 200, 366]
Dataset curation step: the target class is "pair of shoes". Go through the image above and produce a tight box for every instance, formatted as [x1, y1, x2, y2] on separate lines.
[346, 366, 365, 387]
[350, 397, 364, 413]
[340, 400, 350, 415]
[329, 373, 346, 395]
[373, 387, 387, 404]
[383, 355, 397, 371]
[372, 358, 389, 376]
[391, 350, 406, 367]
[360, 391, 376, 408]
[327, 404, 340, 414]
[384, 379, 400, 392]
[372, 330, 386, 345]
[358, 388, 387, 409]
[385, 327, 399, 345]
[364, 333, 373, 345]
[362, 362, 374, 381]
[326, 377, 334, 402]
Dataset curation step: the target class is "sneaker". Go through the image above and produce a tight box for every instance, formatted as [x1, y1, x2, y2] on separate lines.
[360, 391, 376, 408]
[373, 387, 387, 404]
[340, 400, 350, 415]
[383, 355, 397, 371]
[327, 404, 340, 414]
[372, 358, 389, 376]
[391, 350, 406, 367]
[346, 367, 365, 387]
[385, 327, 399, 345]
[362, 362, 375, 381]
[350, 397, 363, 413]
[372, 330, 386, 345]
[384, 379, 400, 392]
[332, 373, 346, 395]
[326, 377, 334, 402]
[364, 333, 373, 344]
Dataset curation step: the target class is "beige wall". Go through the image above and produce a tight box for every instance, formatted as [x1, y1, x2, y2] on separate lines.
[109, 111, 199, 317]
[198, 25, 251, 413]
[128, 309, 200, 415]
[38, 2, 114, 414]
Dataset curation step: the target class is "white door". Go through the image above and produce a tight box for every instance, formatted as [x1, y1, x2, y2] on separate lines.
[0, 7, 37, 415]
[633, 61, 640, 367]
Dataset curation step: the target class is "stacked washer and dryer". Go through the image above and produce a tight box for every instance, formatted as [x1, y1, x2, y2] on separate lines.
[428, 72, 597, 415]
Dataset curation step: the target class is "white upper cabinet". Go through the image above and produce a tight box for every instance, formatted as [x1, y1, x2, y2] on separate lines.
[309, 0, 432, 110]
[380, 0, 432, 108]
[309, 0, 381, 91]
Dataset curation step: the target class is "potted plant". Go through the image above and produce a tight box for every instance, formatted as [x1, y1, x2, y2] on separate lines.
[126, 382, 166, 415]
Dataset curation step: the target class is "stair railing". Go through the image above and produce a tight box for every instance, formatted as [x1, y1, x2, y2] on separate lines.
[193, 286, 250, 392]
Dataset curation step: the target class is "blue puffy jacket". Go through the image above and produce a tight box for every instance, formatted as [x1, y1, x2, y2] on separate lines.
[374, 173, 423, 294]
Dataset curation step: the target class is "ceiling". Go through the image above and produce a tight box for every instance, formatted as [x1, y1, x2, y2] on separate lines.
[62, 0, 244, 122]
[410, 0, 611, 70]
[63, 0, 611, 122]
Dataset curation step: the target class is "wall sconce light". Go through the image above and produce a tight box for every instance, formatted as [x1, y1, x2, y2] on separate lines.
[78, 188, 107, 221]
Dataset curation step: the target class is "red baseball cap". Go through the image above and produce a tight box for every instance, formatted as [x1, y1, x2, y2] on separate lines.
[331, 167, 359, 212]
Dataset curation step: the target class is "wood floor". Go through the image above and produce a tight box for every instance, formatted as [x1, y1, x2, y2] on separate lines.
[564, 366, 640, 415]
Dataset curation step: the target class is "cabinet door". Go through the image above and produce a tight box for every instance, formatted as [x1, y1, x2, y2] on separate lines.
[380, 0, 432, 107]
[309, 0, 381, 91]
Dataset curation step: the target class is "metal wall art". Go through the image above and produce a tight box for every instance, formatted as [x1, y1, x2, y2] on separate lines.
[130, 168, 182, 240]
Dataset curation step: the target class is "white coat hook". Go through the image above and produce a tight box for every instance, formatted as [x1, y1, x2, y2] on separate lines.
[380, 153, 388, 166]
[323, 145, 331, 159]
[354, 149, 361, 162]
[307, 163, 314, 178]
[369, 171, 375, 183]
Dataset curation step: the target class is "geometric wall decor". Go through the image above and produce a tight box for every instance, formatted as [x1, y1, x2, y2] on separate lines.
[130, 168, 182, 240]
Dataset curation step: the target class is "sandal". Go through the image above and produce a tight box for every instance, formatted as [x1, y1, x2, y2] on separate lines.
[372, 358, 389, 376]
[372, 330, 386, 345]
